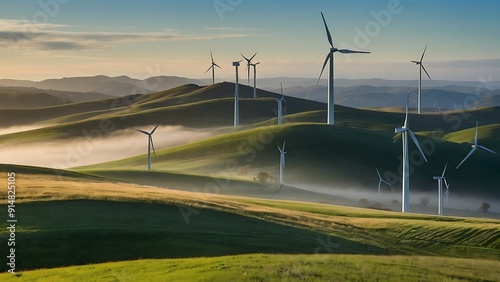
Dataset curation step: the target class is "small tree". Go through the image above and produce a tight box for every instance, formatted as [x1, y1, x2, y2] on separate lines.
[420, 197, 430, 207]
[479, 202, 490, 213]
[257, 171, 269, 184]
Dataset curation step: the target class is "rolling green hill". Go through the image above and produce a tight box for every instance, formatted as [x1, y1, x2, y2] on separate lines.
[76, 123, 500, 198]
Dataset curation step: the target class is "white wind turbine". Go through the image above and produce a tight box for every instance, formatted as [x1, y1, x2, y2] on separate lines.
[277, 140, 286, 187]
[135, 124, 159, 171]
[433, 163, 449, 216]
[411, 45, 431, 114]
[276, 83, 286, 125]
[205, 51, 221, 85]
[233, 61, 242, 127]
[241, 52, 257, 85]
[376, 168, 390, 195]
[456, 122, 498, 169]
[317, 12, 370, 125]
[250, 62, 260, 99]
[394, 95, 428, 212]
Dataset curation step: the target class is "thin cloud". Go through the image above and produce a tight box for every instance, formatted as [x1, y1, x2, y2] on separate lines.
[0, 18, 256, 51]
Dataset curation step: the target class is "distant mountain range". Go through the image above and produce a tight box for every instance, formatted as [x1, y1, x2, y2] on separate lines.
[1, 75, 500, 109]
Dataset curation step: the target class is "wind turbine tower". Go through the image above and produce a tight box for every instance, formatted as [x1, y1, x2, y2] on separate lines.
[250, 62, 260, 99]
[135, 124, 159, 171]
[433, 163, 449, 216]
[317, 12, 370, 125]
[394, 96, 428, 212]
[276, 83, 286, 125]
[411, 45, 431, 114]
[277, 141, 286, 187]
[233, 61, 241, 127]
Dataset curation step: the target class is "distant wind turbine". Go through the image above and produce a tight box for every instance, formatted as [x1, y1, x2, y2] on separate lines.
[277, 140, 286, 188]
[433, 163, 449, 216]
[250, 62, 260, 99]
[411, 45, 431, 114]
[233, 61, 241, 127]
[394, 95, 428, 212]
[135, 124, 159, 171]
[456, 122, 498, 169]
[276, 83, 286, 125]
[205, 51, 221, 85]
[317, 12, 370, 125]
[241, 52, 257, 85]
[376, 168, 390, 195]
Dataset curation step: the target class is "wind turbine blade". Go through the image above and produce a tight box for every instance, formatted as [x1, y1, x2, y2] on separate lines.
[280, 82, 284, 96]
[411, 60, 419, 64]
[393, 133, 402, 143]
[150, 137, 156, 157]
[210, 51, 214, 64]
[320, 12, 334, 48]
[444, 178, 449, 189]
[381, 179, 390, 185]
[441, 162, 448, 177]
[277, 146, 283, 154]
[283, 140, 286, 151]
[249, 52, 257, 61]
[135, 129, 149, 135]
[241, 54, 250, 62]
[317, 53, 330, 85]
[338, 49, 370, 54]
[456, 147, 477, 169]
[376, 168, 382, 179]
[477, 145, 499, 155]
[205, 65, 213, 73]
[408, 130, 428, 162]
[214, 63, 222, 69]
[404, 93, 409, 128]
[421, 64, 432, 80]
[420, 45, 428, 62]
[151, 124, 160, 134]
[474, 122, 478, 145]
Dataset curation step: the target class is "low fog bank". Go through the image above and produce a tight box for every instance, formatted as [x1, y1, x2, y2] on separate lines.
[268, 183, 500, 219]
[0, 125, 220, 168]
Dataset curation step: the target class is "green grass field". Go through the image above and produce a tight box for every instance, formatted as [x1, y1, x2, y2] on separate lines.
[2, 254, 500, 282]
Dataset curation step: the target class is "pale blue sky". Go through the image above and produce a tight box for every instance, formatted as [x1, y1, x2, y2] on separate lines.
[0, 0, 499, 81]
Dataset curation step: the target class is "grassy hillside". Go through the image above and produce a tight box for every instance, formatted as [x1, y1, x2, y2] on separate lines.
[76, 123, 500, 198]
[2, 254, 499, 282]
[0, 167, 498, 274]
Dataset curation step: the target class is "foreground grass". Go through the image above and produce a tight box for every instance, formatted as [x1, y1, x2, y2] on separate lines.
[1, 254, 500, 282]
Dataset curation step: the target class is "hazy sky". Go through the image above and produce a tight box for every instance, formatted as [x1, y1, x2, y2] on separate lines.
[0, 0, 499, 81]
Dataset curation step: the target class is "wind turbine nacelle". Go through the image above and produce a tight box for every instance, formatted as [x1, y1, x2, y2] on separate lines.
[232, 62, 240, 67]
[395, 127, 405, 134]
[433, 176, 441, 180]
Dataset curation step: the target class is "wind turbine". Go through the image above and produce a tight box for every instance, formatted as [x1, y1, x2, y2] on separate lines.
[456, 122, 498, 169]
[241, 52, 257, 85]
[433, 163, 449, 216]
[250, 62, 260, 98]
[233, 61, 241, 126]
[135, 124, 159, 171]
[205, 51, 221, 85]
[276, 83, 286, 125]
[394, 95, 428, 212]
[411, 45, 431, 114]
[376, 168, 390, 195]
[317, 12, 370, 125]
[277, 140, 286, 187]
